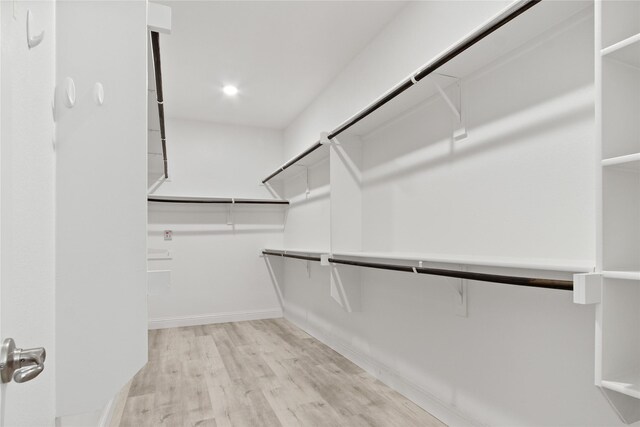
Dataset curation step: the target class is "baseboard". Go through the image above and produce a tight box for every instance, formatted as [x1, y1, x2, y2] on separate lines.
[284, 310, 482, 427]
[98, 396, 115, 427]
[148, 308, 283, 330]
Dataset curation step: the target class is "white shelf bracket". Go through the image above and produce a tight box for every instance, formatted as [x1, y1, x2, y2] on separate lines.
[226, 198, 235, 225]
[306, 260, 311, 278]
[573, 273, 602, 305]
[430, 73, 467, 141]
[418, 261, 467, 316]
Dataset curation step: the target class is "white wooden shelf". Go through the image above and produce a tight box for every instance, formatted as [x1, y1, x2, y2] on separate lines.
[331, 250, 593, 273]
[262, 142, 329, 183]
[603, 271, 640, 281]
[602, 32, 640, 69]
[602, 152, 640, 172]
[602, 369, 640, 400]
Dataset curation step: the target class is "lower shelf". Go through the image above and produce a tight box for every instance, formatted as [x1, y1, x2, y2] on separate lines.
[601, 369, 640, 399]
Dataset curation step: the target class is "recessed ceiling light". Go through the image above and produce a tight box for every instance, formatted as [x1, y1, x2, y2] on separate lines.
[222, 85, 238, 96]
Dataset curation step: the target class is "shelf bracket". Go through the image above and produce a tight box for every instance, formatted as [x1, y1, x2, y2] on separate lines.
[418, 261, 467, 316]
[429, 73, 467, 141]
[226, 198, 235, 225]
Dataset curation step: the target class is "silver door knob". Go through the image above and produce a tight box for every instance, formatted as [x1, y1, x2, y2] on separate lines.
[0, 338, 46, 383]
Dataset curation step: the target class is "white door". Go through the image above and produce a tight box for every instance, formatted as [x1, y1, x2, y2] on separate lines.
[0, 1, 148, 425]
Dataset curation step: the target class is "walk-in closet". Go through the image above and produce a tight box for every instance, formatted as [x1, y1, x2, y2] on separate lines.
[0, 0, 638, 426]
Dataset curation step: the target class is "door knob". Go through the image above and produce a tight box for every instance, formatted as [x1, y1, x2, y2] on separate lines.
[0, 338, 46, 383]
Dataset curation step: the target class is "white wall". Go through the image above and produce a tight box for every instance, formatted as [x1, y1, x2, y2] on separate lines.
[0, 1, 56, 425]
[280, 1, 624, 426]
[55, 0, 148, 418]
[148, 119, 285, 328]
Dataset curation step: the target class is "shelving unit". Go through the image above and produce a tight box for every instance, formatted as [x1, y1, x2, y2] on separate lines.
[593, 0, 640, 423]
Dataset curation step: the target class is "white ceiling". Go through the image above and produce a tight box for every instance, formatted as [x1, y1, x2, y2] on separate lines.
[157, 1, 406, 129]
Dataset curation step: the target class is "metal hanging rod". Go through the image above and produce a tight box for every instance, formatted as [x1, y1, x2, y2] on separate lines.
[262, 250, 321, 262]
[262, 249, 573, 291]
[150, 31, 169, 179]
[148, 196, 289, 205]
[261, 0, 541, 184]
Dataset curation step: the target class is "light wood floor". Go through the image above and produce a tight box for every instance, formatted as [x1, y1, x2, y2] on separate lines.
[110, 318, 445, 427]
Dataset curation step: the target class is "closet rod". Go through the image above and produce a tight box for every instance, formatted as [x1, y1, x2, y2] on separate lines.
[148, 197, 289, 205]
[150, 31, 168, 179]
[329, 258, 573, 291]
[261, 0, 541, 184]
[262, 250, 321, 262]
[261, 250, 573, 291]
[262, 142, 323, 183]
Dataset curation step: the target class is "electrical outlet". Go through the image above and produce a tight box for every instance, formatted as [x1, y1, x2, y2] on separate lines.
[164, 230, 172, 241]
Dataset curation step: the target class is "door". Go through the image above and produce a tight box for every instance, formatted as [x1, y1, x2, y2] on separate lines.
[0, 1, 148, 425]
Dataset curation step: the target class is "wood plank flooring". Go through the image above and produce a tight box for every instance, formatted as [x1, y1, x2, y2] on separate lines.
[111, 318, 445, 427]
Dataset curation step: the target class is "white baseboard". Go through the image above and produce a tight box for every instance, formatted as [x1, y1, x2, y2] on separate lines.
[148, 308, 283, 330]
[284, 310, 481, 427]
[98, 396, 115, 427]
[55, 396, 114, 427]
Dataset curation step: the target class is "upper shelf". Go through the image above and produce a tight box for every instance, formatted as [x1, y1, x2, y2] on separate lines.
[148, 195, 289, 205]
[261, 0, 591, 184]
[602, 33, 640, 69]
[262, 142, 329, 183]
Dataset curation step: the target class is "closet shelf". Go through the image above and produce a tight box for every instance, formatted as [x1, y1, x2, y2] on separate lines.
[263, 249, 574, 290]
[262, 142, 329, 183]
[601, 369, 640, 399]
[331, 250, 593, 273]
[602, 152, 640, 172]
[148, 195, 289, 205]
[602, 32, 640, 68]
[603, 270, 640, 281]
[261, 0, 592, 184]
